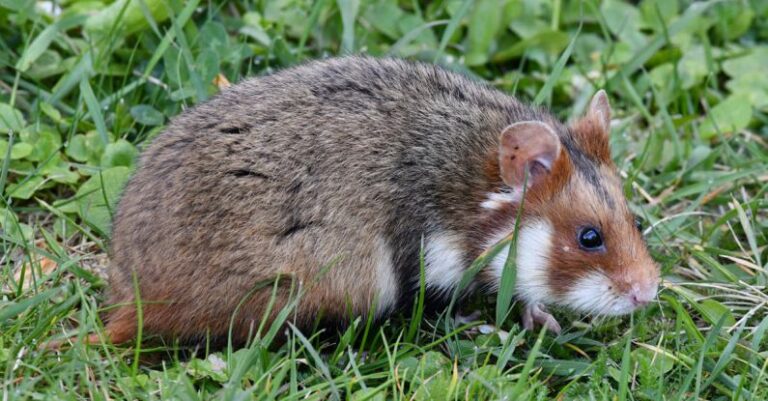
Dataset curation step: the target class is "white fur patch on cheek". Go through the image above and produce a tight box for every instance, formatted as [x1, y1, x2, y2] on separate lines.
[562, 272, 612, 315]
[480, 189, 521, 210]
[562, 272, 635, 316]
[514, 220, 554, 304]
[487, 220, 553, 305]
[424, 231, 465, 295]
[373, 237, 398, 316]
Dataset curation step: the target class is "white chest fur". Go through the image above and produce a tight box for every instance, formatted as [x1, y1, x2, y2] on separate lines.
[419, 220, 554, 304]
[486, 219, 554, 305]
[423, 231, 466, 295]
[373, 236, 399, 316]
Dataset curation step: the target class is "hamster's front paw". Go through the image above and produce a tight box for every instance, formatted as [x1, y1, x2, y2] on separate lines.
[522, 303, 561, 334]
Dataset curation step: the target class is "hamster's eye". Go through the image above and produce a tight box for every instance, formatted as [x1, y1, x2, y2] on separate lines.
[635, 218, 643, 232]
[578, 227, 604, 250]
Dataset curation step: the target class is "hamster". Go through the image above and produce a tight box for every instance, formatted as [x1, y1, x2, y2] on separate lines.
[100, 57, 659, 345]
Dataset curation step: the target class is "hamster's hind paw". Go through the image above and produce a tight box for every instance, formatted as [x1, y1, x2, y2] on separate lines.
[522, 303, 561, 334]
[455, 310, 482, 325]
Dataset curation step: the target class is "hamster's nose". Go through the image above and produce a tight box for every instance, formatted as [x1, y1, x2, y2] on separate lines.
[630, 293, 649, 307]
[629, 286, 655, 307]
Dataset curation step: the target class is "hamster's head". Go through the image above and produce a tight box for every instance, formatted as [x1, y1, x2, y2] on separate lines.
[482, 90, 659, 317]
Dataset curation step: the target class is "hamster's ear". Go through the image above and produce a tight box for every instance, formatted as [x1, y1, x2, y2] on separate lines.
[499, 121, 561, 188]
[572, 89, 613, 163]
[587, 89, 611, 133]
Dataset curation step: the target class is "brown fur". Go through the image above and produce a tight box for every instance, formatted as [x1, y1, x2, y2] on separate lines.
[101, 58, 657, 347]
[570, 117, 613, 165]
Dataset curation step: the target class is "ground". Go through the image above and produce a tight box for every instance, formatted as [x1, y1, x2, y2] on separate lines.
[1, 0, 767, 400]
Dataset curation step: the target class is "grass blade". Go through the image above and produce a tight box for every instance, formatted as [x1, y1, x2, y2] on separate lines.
[79, 78, 109, 145]
[533, 26, 580, 106]
[433, 0, 472, 63]
[336, 0, 358, 53]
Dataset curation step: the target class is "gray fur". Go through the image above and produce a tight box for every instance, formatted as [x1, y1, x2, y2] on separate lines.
[109, 57, 586, 342]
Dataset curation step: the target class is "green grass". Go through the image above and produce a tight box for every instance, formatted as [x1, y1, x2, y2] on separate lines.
[2, 0, 768, 399]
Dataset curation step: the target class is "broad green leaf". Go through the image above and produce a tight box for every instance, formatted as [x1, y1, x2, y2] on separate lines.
[75, 166, 132, 235]
[678, 45, 708, 89]
[722, 47, 768, 77]
[493, 30, 569, 62]
[0, 207, 33, 243]
[53, 197, 79, 214]
[712, 0, 754, 41]
[0, 0, 34, 12]
[169, 86, 196, 102]
[723, 49, 768, 109]
[398, 351, 450, 382]
[350, 388, 386, 401]
[648, 62, 675, 99]
[465, 0, 503, 66]
[115, 375, 149, 390]
[508, 3, 549, 39]
[77, 130, 108, 168]
[11, 143, 33, 160]
[272, 37, 296, 66]
[640, 0, 679, 31]
[688, 145, 712, 166]
[0, 103, 26, 133]
[601, 0, 646, 50]
[199, 20, 229, 57]
[419, 351, 451, 377]
[240, 12, 271, 46]
[84, 0, 172, 36]
[6, 176, 45, 199]
[398, 14, 437, 48]
[0, 141, 33, 160]
[101, 139, 138, 168]
[364, 0, 403, 39]
[24, 129, 61, 162]
[414, 371, 454, 400]
[186, 354, 229, 383]
[699, 94, 753, 139]
[66, 134, 89, 162]
[726, 73, 768, 110]
[536, 358, 593, 376]
[633, 347, 676, 374]
[46, 165, 80, 184]
[222, 43, 252, 66]
[130, 105, 165, 126]
[40, 155, 79, 184]
[25, 49, 66, 80]
[605, 42, 636, 65]
[196, 49, 221, 85]
[610, 1, 715, 87]
[697, 299, 736, 327]
[471, 365, 502, 382]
